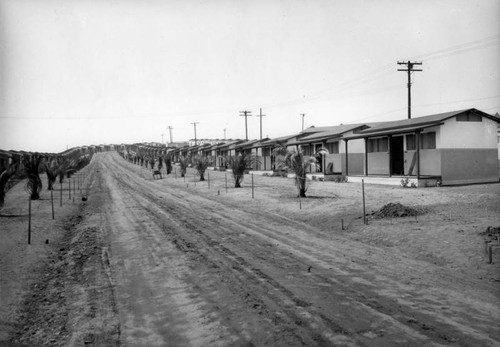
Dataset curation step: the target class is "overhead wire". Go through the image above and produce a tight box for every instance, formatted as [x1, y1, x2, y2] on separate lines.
[0, 34, 498, 121]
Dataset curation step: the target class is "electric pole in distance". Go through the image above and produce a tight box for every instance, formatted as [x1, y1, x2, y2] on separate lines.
[239, 110, 251, 141]
[190, 122, 199, 146]
[167, 126, 173, 144]
[397, 60, 423, 119]
[300, 113, 306, 131]
[256, 108, 266, 140]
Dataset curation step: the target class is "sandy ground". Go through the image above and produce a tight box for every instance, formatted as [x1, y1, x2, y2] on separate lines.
[1, 151, 500, 346]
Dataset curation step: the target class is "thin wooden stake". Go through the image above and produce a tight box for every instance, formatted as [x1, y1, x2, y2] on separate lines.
[28, 197, 32, 244]
[251, 173, 254, 199]
[362, 179, 366, 225]
[51, 189, 55, 220]
[299, 194, 302, 209]
[341, 218, 344, 230]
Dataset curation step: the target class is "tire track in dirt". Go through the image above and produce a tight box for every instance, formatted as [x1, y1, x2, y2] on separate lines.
[99, 154, 498, 342]
[99, 153, 499, 346]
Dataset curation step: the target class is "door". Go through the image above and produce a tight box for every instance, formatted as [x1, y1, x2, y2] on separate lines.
[391, 136, 404, 175]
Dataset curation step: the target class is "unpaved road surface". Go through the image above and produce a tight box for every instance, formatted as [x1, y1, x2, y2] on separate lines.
[5, 152, 500, 346]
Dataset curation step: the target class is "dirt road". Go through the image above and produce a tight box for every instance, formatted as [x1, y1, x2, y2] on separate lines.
[6, 152, 500, 346]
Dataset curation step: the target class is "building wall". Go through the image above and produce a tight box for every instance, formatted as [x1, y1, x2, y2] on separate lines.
[439, 117, 498, 148]
[441, 148, 499, 184]
[403, 149, 441, 176]
[367, 152, 389, 175]
[342, 153, 364, 175]
[324, 153, 342, 173]
[341, 138, 364, 154]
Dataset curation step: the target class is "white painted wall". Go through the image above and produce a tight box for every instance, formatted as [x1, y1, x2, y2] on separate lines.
[341, 138, 364, 153]
[439, 117, 498, 149]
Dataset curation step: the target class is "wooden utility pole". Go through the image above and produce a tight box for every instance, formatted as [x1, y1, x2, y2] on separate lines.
[301, 113, 306, 131]
[256, 108, 266, 140]
[239, 110, 252, 141]
[190, 122, 199, 145]
[397, 61, 423, 119]
[167, 126, 173, 143]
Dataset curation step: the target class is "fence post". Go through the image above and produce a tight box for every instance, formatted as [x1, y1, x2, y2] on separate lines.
[51, 189, 55, 220]
[251, 173, 254, 199]
[362, 179, 367, 225]
[28, 197, 31, 244]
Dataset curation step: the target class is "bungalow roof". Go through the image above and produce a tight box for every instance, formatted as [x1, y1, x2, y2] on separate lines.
[288, 124, 368, 145]
[260, 134, 298, 146]
[300, 125, 341, 134]
[237, 138, 271, 149]
[343, 108, 499, 140]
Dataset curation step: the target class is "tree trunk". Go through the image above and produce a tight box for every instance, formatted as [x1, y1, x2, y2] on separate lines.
[234, 174, 242, 188]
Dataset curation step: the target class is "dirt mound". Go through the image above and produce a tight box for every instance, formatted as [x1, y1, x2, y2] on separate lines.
[373, 202, 425, 218]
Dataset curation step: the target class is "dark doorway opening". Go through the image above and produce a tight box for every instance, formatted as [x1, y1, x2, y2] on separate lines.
[391, 136, 404, 175]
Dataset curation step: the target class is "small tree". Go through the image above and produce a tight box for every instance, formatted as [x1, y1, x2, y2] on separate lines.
[193, 155, 211, 181]
[0, 161, 20, 208]
[24, 154, 43, 200]
[165, 155, 172, 175]
[178, 155, 190, 177]
[44, 157, 59, 190]
[274, 145, 320, 198]
[157, 156, 163, 171]
[223, 153, 260, 188]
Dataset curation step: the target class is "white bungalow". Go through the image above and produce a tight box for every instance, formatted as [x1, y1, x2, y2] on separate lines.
[343, 108, 500, 186]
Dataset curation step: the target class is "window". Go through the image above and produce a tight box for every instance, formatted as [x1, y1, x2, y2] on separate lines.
[325, 142, 339, 154]
[420, 132, 436, 149]
[406, 134, 416, 150]
[405, 132, 436, 150]
[456, 113, 482, 122]
[368, 137, 388, 153]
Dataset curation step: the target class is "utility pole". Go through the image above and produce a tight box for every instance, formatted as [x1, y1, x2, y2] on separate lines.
[300, 113, 306, 131]
[239, 110, 252, 141]
[256, 108, 266, 140]
[190, 122, 199, 146]
[397, 60, 423, 119]
[167, 126, 173, 143]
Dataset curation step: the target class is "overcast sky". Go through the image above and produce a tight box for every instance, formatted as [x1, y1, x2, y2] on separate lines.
[0, 0, 499, 153]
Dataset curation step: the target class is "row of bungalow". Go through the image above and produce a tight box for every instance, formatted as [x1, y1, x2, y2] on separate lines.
[167, 108, 500, 186]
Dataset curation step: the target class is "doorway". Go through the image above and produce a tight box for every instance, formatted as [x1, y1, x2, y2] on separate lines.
[391, 136, 404, 175]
